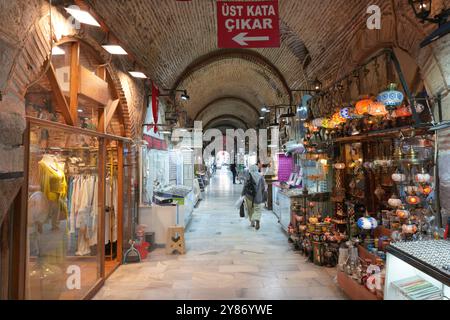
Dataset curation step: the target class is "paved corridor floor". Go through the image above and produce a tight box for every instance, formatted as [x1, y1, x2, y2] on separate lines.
[94, 168, 347, 300]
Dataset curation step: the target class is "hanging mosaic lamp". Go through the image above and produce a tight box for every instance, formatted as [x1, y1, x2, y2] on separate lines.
[393, 104, 412, 118]
[357, 216, 378, 230]
[312, 118, 324, 127]
[340, 107, 353, 119]
[419, 184, 433, 196]
[396, 208, 410, 219]
[377, 83, 404, 107]
[321, 118, 331, 128]
[355, 98, 373, 115]
[388, 194, 403, 208]
[415, 167, 431, 183]
[332, 111, 346, 124]
[368, 101, 388, 116]
[406, 192, 421, 205]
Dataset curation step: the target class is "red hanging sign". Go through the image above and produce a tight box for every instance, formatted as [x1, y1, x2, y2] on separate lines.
[217, 0, 280, 48]
[151, 81, 159, 133]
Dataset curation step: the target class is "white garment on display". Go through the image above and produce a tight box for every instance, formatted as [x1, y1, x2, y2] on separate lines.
[105, 177, 118, 245]
[67, 175, 98, 256]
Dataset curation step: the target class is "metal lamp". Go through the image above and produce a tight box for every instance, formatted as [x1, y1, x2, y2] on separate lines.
[409, 0, 432, 21]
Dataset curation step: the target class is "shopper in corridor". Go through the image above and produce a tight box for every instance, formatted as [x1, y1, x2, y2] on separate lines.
[241, 165, 267, 230]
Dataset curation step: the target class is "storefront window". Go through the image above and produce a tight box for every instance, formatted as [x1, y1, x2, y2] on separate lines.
[26, 124, 100, 300]
[140, 148, 170, 206]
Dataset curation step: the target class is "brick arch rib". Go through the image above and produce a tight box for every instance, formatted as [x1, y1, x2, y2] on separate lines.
[194, 96, 260, 120]
[172, 49, 293, 105]
[204, 115, 249, 130]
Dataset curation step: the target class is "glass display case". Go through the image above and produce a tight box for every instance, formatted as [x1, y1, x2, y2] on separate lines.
[140, 147, 169, 206]
[26, 124, 101, 300]
[384, 240, 450, 300]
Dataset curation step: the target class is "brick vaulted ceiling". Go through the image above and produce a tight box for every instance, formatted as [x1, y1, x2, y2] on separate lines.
[85, 0, 441, 129]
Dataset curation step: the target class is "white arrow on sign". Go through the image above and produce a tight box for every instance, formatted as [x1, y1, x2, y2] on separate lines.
[232, 32, 270, 46]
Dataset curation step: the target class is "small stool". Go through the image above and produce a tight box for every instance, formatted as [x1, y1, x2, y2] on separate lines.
[166, 226, 186, 254]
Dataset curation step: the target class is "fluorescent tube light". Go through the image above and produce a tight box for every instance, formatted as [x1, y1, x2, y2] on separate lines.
[65, 7, 100, 27]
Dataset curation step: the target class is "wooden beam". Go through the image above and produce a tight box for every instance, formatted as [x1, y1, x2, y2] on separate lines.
[69, 42, 80, 127]
[46, 63, 75, 126]
[96, 66, 107, 133]
[98, 138, 106, 279]
[116, 141, 124, 264]
[79, 66, 110, 105]
[105, 72, 126, 137]
[104, 99, 120, 131]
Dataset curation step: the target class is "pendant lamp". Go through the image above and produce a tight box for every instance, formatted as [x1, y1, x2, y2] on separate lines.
[377, 83, 404, 107]
[368, 101, 388, 116]
[355, 98, 373, 115]
[340, 107, 353, 119]
[357, 215, 378, 230]
[393, 105, 412, 118]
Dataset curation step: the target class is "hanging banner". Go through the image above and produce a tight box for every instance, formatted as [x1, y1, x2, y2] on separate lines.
[151, 81, 159, 133]
[217, 0, 280, 48]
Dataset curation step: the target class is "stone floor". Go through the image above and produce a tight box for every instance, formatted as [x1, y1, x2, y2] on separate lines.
[93, 167, 347, 300]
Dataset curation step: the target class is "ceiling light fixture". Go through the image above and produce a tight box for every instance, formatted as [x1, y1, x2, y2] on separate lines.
[129, 71, 148, 79]
[313, 78, 322, 91]
[64, 7, 101, 27]
[408, 0, 450, 47]
[181, 90, 190, 101]
[102, 45, 128, 55]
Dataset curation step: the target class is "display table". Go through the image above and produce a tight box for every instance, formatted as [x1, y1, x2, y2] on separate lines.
[384, 240, 450, 300]
[139, 188, 195, 246]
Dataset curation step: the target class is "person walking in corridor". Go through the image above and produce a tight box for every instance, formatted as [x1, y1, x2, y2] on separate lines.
[241, 165, 267, 230]
[230, 162, 237, 184]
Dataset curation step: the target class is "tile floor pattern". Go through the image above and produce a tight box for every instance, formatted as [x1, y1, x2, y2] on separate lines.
[93, 168, 348, 300]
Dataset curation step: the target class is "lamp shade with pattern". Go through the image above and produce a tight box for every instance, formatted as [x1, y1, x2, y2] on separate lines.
[377, 83, 404, 107]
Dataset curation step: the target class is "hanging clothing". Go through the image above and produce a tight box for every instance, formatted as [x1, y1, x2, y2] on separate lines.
[38, 155, 67, 202]
[105, 176, 118, 244]
[66, 174, 99, 255]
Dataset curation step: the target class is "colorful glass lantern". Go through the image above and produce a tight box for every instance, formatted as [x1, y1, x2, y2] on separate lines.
[406, 193, 421, 205]
[393, 105, 412, 118]
[419, 184, 433, 195]
[391, 171, 406, 183]
[321, 118, 331, 128]
[357, 216, 378, 230]
[368, 101, 388, 116]
[415, 167, 431, 183]
[402, 222, 418, 234]
[377, 83, 404, 107]
[396, 208, 410, 219]
[312, 118, 324, 127]
[355, 98, 373, 115]
[334, 163, 346, 170]
[340, 107, 353, 119]
[388, 194, 403, 208]
[332, 111, 346, 124]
